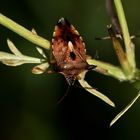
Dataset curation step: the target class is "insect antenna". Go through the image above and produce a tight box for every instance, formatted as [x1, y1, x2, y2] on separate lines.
[57, 85, 71, 104]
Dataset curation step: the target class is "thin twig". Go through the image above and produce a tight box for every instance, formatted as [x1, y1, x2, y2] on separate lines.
[0, 13, 50, 50]
[114, 0, 136, 70]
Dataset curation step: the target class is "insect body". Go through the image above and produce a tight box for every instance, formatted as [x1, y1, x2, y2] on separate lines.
[51, 18, 95, 85]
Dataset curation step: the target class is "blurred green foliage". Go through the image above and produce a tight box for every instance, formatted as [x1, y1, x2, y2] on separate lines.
[0, 0, 140, 140]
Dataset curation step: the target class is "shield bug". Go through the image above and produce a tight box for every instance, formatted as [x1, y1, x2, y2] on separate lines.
[51, 17, 95, 85]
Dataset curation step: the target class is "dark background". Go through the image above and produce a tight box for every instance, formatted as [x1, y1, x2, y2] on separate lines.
[0, 0, 140, 140]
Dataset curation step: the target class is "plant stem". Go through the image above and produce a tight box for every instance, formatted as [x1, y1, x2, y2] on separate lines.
[107, 25, 132, 76]
[0, 13, 50, 50]
[114, 0, 136, 70]
[87, 58, 126, 81]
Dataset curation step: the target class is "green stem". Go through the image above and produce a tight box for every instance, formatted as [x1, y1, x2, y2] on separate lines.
[114, 0, 136, 69]
[87, 58, 126, 81]
[107, 25, 132, 76]
[0, 13, 50, 50]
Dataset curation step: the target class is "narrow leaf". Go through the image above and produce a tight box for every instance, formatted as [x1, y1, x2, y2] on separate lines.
[7, 39, 22, 56]
[36, 47, 47, 58]
[32, 62, 49, 74]
[30, 29, 47, 59]
[110, 91, 140, 126]
[0, 51, 43, 66]
[78, 71, 115, 107]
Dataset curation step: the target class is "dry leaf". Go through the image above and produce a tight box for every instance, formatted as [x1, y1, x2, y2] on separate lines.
[110, 91, 140, 126]
[78, 71, 115, 107]
[0, 39, 45, 66]
[32, 62, 49, 74]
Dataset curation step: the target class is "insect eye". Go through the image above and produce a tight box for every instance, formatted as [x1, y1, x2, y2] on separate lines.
[70, 52, 76, 60]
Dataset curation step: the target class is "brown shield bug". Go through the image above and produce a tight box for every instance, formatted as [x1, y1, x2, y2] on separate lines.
[51, 17, 96, 86]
